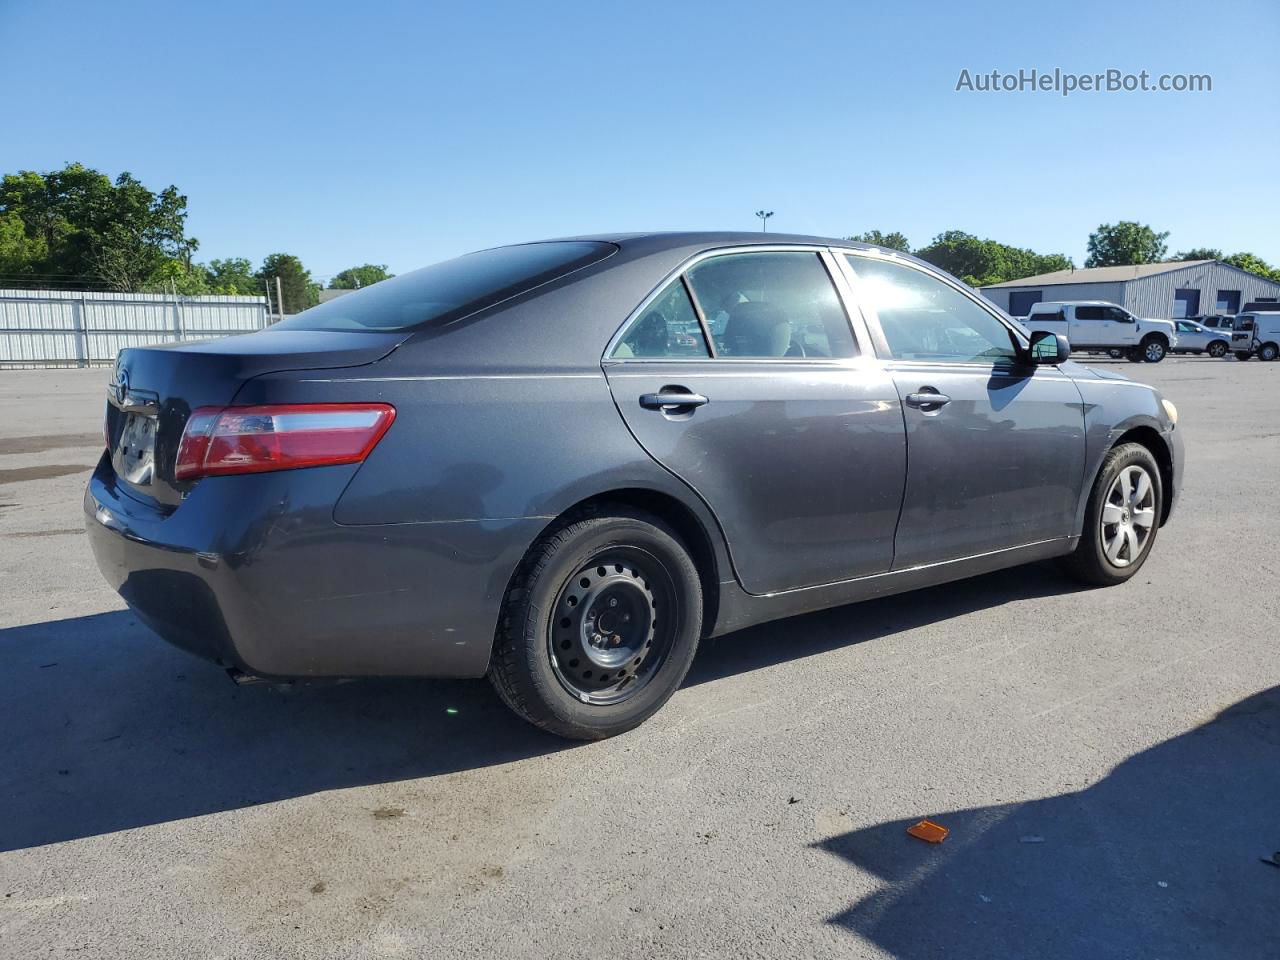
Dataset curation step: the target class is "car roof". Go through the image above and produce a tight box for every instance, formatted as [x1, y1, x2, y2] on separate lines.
[1032, 300, 1118, 307]
[545, 230, 873, 251]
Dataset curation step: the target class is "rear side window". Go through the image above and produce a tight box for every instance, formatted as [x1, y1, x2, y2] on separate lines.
[273, 241, 615, 331]
[610, 280, 710, 358]
[1074, 306, 1106, 320]
[687, 252, 856, 358]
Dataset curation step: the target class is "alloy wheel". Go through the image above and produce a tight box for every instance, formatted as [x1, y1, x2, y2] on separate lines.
[1208, 341, 1227, 358]
[1100, 465, 1156, 567]
[1144, 341, 1165, 362]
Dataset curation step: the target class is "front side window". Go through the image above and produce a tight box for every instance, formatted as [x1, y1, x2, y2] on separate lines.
[846, 255, 1018, 363]
[610, 280, 709, 359]
[686, 252, 856, 359]
[1176, 321, 1197, 333]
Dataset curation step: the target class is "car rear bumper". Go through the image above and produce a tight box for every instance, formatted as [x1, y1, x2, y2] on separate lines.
[84, 453, 544, 679]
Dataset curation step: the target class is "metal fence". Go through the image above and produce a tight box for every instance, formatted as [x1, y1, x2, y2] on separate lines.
[0, 289, 270, 368]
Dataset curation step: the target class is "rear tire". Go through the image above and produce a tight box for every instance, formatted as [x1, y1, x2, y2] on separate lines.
[1107, 348, 1125, 359]
[1060, 442, 1162, 587]
[1235, 351, 1253, 361]
[1259, 342, 1279, 362]
[489, 507, 702, 740]
[1207, 340, 1228, 358]
[1125, 348, 1144, 363]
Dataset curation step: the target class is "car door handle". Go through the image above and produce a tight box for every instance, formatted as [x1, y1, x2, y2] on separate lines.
[639, 390, 709, 411]
[904, 391, 951, 409]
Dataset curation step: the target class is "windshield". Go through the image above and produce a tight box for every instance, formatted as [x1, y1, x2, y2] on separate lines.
[274, 241, 616, 332]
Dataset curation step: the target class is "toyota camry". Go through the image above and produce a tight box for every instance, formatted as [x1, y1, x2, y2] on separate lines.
[86, 232, 1182, 739]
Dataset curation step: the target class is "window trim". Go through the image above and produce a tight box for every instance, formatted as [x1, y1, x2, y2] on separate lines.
[835, 247, 1031, 368]
[602, 244, 865, 364]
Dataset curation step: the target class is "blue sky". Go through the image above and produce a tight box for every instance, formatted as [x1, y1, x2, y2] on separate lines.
[3, 0, 1276, 281]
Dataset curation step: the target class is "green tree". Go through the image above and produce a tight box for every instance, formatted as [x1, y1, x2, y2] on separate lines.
[0, 210, 48, 281]
[330, 263, 393, 289]
[206, 257, 260, 296]
[913, 230, 1073, 287]
[258, 253, 319, 314]
[847, 230, 911, 253]
[1172, 247, 1222, 262]
[1221, 252, 1280, 283]
[0, 162, 199, 290]
[1085, 221, 1169, 267]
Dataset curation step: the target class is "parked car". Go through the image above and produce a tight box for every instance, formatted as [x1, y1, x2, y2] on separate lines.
[1022, 301, 1178, 362]
[1230, 311, 1280, 361]
[1195, 314, 1236, 333]
[85, 233, 1183, 739]
[1171, 319, 1231, 357]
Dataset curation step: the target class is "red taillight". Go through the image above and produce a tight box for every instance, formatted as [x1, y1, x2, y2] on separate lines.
[175, 403, 396, 481]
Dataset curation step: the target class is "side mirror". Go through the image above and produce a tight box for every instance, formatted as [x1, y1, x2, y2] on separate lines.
[1028, 330, 1070, 364]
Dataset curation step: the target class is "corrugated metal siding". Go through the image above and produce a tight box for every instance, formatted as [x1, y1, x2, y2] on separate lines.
[0, 289, 269, 367]
[981, 281, 1126, 313]
[1123, 264, 1280, 318]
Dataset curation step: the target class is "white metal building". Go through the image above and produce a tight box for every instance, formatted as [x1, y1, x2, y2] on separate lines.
[981, 260, 1280, 319]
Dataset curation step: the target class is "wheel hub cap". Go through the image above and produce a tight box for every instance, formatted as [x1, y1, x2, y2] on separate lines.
[1100, 465, 1156, 568]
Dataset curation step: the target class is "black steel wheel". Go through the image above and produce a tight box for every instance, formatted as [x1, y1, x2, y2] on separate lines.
[548, 549, 674, 706]
[489, 507, 702, 740]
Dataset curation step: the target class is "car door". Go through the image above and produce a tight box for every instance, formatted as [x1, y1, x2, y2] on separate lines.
[840, 252, 1086, 569]
[1105, 305, 1140, 346]
[1068, 305, 1114, 348]
[602, 248, 906, 595]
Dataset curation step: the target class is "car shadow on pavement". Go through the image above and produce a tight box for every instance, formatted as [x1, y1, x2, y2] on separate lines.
[813, 684, 1280, 960]
[0, 562, 1085, 853]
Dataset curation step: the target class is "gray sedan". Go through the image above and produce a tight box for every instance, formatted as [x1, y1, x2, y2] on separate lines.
[85, 233, 1182, 739]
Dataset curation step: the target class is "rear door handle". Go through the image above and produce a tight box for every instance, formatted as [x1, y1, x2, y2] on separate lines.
[904, 391, 951, 409]
[639, 390, 709, 411]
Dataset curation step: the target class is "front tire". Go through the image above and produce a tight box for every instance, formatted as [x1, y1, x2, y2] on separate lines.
[489, 507, 702, 740]
[1060, 442, 1162, 586]
[1207, 340, 1228, 358]
[1235, 351, 1253, 361]
[1141, 336, 1167, 362]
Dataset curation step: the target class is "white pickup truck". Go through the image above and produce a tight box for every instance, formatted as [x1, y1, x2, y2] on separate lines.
[1020, 301, 1178, 363]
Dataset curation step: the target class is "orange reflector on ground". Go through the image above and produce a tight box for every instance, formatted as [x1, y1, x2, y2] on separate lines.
[906, 819, 949, 843]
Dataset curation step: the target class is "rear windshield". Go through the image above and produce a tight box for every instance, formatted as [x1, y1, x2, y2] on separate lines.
[274, 241, 616, 332]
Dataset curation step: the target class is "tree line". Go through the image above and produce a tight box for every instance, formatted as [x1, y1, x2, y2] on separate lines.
[0, 163, 392, 313]
[849, 221, 1280, 287]
[4, 163, 1278, 313]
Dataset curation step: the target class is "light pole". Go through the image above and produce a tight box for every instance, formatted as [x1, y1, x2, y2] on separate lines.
[755, 210, 774, 232]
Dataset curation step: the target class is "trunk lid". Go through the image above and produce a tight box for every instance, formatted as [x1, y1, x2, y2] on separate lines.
[106, 329, 407, 508]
